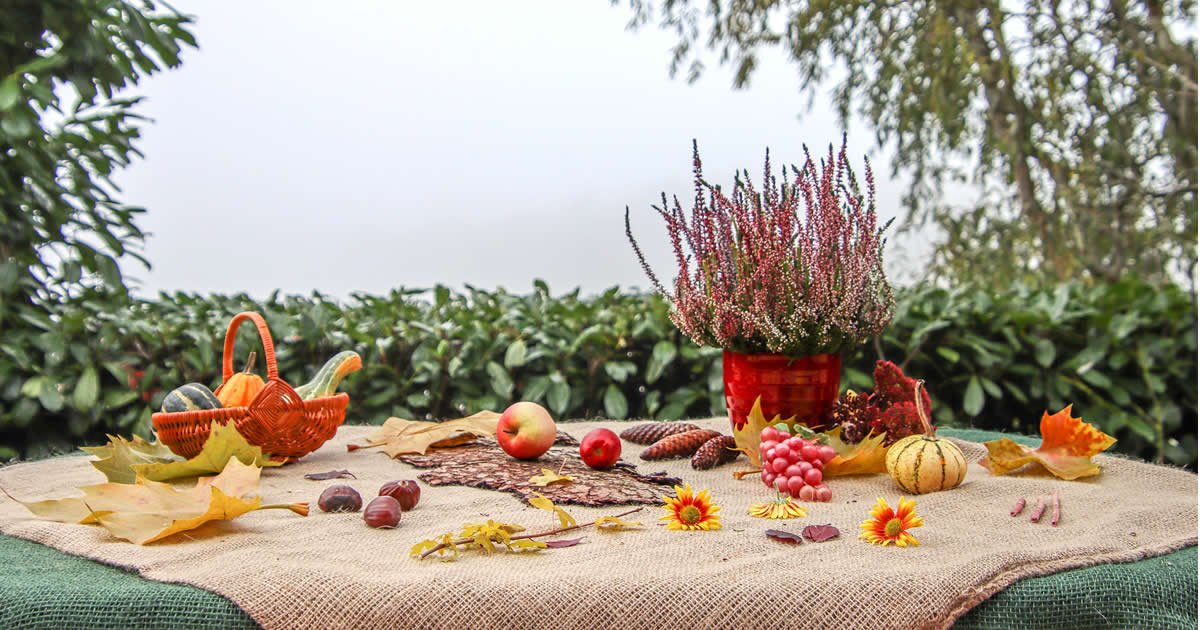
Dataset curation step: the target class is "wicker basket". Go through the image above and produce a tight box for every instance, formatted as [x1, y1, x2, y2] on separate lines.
[151, 311, 350, 461]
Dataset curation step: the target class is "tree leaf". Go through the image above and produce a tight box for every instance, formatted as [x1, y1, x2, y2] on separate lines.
[38, 380, 65, 412]
[822, 428, 889, 476]
[546, 379, 571, 416]
[646, 341, 677, 384]
[127, 422, 283, 483]
[731, 397, 795, 468]
[503, 339, 528, 368]
[603, 384, 628, 419]
[801, 523, 840, 542]
[303, 469, 356, 481]
[529, 468, 574, 487]
[963, 376, 984, 416]
[979, 405, 1117, 480]
[528, 493, 576, 528]
[351, 411, 499, 458]
[1033, 338, 1056, 368]
[13, 459, 304, 544]
[765, 529, 804, 544]
[72, 366, 100, 411]
[80, 434, 180, 484]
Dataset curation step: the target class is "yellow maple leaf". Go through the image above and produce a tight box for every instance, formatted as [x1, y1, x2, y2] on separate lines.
[354, 411, 500, 458]
[529, 468, 574, 487]
[528, 493, 576, 529]
[732, 397, 798, 469]
[84, 422, 283, 484]
[979, 405, 1117, 480]
[13, 459, 305, 544]
[822, 428, 890, 477]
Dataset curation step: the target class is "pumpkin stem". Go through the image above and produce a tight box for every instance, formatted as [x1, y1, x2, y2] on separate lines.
[242, 351, 257, 375]
[914, 379, 935, 436]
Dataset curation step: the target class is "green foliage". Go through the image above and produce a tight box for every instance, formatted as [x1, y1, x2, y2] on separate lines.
[0, 1, 195, 459]
[0, 280, 1193, 470]
[617, 0, 1198, 287]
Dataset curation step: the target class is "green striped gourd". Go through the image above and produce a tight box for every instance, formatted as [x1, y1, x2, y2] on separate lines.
[295, 351, 362, 400]
[161, 383, 222, 413]
[884, 380, 967, 494]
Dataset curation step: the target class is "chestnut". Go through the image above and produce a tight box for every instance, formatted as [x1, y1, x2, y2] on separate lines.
[378, 480, 421, 511]
[363, 496, 402, 528]
[318, 485, 362, 513]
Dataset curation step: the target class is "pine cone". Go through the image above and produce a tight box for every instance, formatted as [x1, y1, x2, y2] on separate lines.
[639, 429, 721, 461]
[690, 435, 739, 470]
[619, 422, 702, 445]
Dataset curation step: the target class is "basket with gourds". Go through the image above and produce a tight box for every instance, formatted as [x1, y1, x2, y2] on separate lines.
[152, 311, 361, 461]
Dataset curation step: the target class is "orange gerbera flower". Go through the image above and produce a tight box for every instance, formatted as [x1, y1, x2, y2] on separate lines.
[660, 484, 721, 531]
[859, 496, 923, 547]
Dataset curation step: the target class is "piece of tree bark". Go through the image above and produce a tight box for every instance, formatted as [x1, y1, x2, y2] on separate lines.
[399, 433, 681, 507]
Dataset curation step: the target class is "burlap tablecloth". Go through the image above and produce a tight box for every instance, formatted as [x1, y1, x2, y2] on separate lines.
[0, 417, 1195, 630]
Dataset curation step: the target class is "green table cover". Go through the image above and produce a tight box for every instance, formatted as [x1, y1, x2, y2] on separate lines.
[1, 428, 1195, 629]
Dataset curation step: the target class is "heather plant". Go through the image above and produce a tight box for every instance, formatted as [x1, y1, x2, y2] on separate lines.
[625, 138, 895, 357]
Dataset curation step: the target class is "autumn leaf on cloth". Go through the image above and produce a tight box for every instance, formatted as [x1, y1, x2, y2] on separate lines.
[84, 422, 283, 484]
[80, 435, 178, 484]
[10, 459, 306, 544]
[732, 397, 798, 468]
[529, 469, 574, 487]
[529, 493, 577, 529]
[822, 428, 889, 477]
[979, 405, 1117, 480]
[349, 411, 500, 457]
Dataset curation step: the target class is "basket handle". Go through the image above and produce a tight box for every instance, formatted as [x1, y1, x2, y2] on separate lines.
[221, 312, 279, 382]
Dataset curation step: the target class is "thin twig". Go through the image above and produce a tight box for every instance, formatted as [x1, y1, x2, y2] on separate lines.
[1050, 491, 1061, 526]
[1009, 497, 1026, 517]
[419, 506, 644, 559]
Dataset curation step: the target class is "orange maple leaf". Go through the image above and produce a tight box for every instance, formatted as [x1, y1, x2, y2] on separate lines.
[979, 405, 1117, 480]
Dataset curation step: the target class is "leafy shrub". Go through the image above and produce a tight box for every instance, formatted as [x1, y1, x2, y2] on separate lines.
[0, 279, 1194, 469]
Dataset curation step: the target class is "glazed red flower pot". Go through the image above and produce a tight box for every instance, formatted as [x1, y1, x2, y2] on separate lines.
[723, 350, 841, 432]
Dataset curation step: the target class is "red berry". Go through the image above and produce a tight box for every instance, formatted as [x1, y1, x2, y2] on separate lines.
[800, 444, 819, 462]
[771, 458, 788, 473]
[816, 486, 833, 502]
[786, 476, 805, 496]
[784, 465, 803, 479]
[819, 446, 837, 464]
[774, 477, 789, 493]
[798, 485, 816, 501]
[804, 468, 823, 486]
[774, 446, 792, 462]
[762, 470, 776, 486]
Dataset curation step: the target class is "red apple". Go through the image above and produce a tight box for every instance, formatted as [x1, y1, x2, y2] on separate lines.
[579, 428, 621, 469]
[496, 401, 557, 460]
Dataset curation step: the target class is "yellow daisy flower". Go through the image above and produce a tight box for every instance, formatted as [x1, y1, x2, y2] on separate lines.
[748, 495, 808, 519]
[660, 484, 721, 531]
[859, 496, 924, 547]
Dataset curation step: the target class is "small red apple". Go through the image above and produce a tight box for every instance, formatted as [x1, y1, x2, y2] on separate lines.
[579, 428, 621, 469]
[496, 401, 557, 460]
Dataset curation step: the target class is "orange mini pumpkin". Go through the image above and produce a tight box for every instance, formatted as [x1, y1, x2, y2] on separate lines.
[216, 351, 266, 407]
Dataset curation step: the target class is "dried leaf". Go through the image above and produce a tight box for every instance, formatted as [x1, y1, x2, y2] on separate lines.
[979, 405, 1117, 480]
[542, 538, 584, 548]
[765, 529, 804, 545]
[130, 422, 283, 482]
[733, 398, 797, 468]
[594, 516, 642, 531]
[822, 428, 889, 476]
[303, 469, 356, 481]
[529, 468, 574, 487]
[80, 435, 177, 484]
[529, 493, 577, 529]
[14, 459, 302, 544]
[802, 523, 840, 542]
[351, 411, 500, 457]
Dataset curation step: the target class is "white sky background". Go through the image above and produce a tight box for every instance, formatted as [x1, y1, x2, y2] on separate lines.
[116, 1, 933, 299]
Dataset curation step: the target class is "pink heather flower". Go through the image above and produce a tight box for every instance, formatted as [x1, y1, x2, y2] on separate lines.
[625, 137, 895, 357]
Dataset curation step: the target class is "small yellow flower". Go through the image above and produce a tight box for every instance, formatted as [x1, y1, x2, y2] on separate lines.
[859, 496, 924, 547]
[748, 495, 808, 519]
[661, 484, 721, 531]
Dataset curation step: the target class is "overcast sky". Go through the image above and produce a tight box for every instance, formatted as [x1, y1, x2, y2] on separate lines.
[115, 1, 930, 299]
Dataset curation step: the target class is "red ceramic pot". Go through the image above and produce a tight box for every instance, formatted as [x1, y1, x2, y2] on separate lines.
[723, 350, 841, 432]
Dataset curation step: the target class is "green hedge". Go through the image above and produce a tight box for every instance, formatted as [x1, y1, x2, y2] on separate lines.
[0, 279, 1194, 468]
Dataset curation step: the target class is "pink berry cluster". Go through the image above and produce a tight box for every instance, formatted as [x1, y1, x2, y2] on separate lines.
[759, 426, 836, 502]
